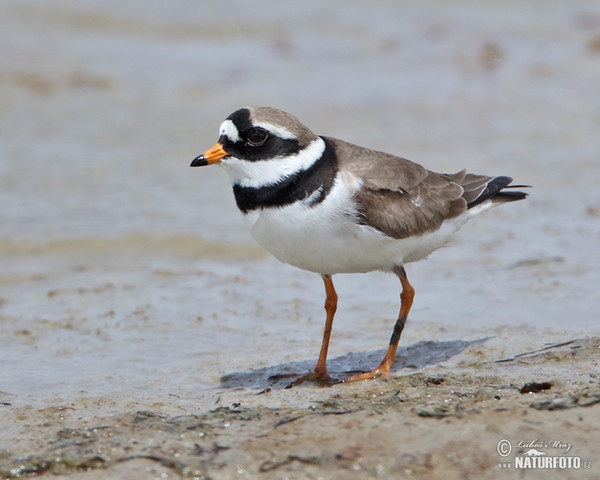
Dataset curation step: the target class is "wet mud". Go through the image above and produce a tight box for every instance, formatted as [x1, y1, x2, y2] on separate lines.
[2, 338, 599, 479]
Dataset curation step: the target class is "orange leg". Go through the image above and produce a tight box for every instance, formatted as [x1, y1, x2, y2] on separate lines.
[286, 274, 337, 387]
[342, 265, 414, 383]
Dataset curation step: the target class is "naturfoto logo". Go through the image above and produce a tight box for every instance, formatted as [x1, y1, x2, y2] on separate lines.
[496, 439, 592, 471]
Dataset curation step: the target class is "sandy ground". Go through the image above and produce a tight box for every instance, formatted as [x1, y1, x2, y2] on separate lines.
[2, 337, 599, 479]
[1, 0, 600, 478]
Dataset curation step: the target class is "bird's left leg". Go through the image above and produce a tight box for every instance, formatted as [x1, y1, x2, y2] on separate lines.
[342, 265, 414, 383]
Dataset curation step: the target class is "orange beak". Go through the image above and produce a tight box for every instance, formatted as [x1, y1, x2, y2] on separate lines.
[191, 143, 229, 167]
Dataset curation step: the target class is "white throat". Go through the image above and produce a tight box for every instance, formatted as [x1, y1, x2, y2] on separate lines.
[221, 137, 326, 188]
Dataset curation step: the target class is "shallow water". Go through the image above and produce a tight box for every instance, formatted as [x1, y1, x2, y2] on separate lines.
[1, 0, 599, 423]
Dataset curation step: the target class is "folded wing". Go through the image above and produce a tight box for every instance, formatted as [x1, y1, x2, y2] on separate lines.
[328, 137, 527, 240]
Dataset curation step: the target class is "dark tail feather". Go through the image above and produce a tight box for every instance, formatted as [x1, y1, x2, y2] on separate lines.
[467, 176, 529, 209]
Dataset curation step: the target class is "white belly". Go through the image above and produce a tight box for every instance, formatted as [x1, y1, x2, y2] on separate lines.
[244, 178, 472, 275]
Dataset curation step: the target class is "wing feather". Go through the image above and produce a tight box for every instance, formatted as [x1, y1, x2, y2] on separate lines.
[327, 137, 471, 239]
[327, 137, 526, 239]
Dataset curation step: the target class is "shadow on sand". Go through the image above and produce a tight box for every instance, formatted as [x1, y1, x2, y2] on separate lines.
[221, 338, 489, 389]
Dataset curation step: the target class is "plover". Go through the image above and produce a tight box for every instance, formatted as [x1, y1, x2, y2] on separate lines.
[191, 106, 528, 385]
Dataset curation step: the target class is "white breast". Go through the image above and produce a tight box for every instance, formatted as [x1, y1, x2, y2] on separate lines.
[243, 175, 472, 275]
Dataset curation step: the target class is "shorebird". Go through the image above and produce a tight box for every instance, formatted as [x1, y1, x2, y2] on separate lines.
[191, 106, 528, 385]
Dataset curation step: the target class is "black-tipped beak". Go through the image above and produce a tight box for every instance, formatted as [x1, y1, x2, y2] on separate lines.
[191, 142, 229, 167]
[190, 155, 208, 167]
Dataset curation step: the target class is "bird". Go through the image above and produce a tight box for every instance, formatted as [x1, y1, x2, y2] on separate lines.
[191, 106, 528, 386]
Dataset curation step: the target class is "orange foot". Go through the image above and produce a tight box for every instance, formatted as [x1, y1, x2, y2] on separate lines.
[286, 370, 338, 388]
[268, 369, 336, 388]
[340, 359, 392, 383]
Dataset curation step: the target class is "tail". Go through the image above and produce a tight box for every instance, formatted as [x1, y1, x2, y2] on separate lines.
[460, 174, 529, 209]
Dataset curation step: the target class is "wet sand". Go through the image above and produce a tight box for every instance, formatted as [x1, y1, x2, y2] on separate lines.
[1, 0, 599, 478]
[2, 336, 599, 479]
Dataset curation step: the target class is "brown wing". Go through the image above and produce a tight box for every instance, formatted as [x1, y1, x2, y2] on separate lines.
[327, 137, 492, 240]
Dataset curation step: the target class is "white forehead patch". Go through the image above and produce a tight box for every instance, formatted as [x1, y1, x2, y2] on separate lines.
[219, 119, 240, 143]
[253, 121, 295, 140]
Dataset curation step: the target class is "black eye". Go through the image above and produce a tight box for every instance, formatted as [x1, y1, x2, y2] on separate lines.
[246, 128, 268, 146]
